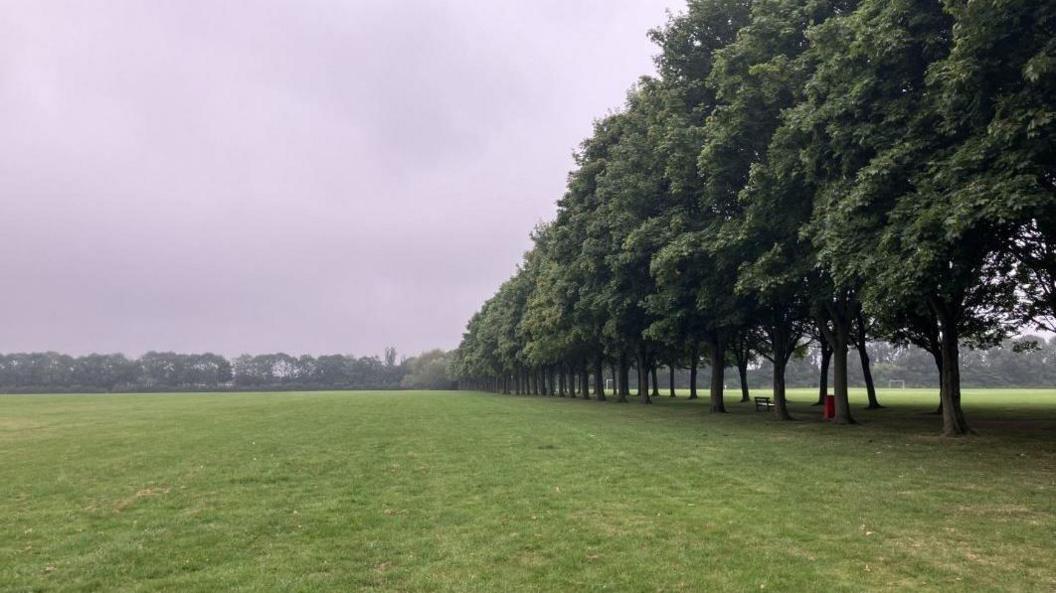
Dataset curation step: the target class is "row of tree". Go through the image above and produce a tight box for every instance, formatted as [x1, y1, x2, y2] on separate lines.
[634, 336, 1056, 393]
[0, 348, 454, 392]
[453, 0, 1055, 435]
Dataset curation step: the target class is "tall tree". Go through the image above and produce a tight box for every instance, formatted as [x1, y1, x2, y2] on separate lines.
[647, 0, 752, 413]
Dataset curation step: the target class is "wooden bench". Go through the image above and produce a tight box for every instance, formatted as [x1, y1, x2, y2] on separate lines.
[754, 396, 773, 412]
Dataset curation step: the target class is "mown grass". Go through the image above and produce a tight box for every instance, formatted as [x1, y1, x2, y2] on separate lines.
[2, 388, 1054, 592]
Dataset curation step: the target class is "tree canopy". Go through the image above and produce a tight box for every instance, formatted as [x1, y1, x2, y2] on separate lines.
[454, 0, 1056, 436]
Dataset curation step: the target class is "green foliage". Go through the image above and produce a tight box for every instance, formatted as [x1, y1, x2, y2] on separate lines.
[454, 0, 1056, 434]
[400, 350, 456, 390]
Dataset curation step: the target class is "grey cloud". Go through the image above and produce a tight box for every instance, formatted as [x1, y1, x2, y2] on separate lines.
[0, 0, 680, 356]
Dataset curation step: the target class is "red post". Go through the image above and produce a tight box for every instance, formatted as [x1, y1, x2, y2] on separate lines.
[823, 394, 836, 420]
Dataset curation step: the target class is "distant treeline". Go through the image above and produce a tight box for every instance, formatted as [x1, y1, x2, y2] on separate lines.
[0, 348, 458, 393]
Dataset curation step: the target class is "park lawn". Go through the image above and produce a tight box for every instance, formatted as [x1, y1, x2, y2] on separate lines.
[1, 389, 1054, 593]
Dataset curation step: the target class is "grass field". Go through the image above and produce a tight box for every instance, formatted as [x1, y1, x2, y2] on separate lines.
[2, 388, 1054, 592]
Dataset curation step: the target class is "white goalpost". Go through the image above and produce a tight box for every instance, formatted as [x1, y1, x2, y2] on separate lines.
[888, 379, 906, 389]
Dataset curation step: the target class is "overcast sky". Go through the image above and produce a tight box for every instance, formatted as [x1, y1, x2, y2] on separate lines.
[1, 0, 682, 358]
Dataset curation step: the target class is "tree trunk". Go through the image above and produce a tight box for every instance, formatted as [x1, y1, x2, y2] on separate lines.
[610, 364, 617, 399]
[858, 341, 881, 409]
[819, 297, 856, 424]
[772, 357, 793, 421]
[856, 314, 881, 409]
[689, 344, 699, 400]
[936, 307, 972, 436]
[831, 329, 855, 425]
[558, 366, 566, 397]
[707, 335, 726, 413]
[593, 356, 606, 401]
[737, 359, 750, 403]
[637, 345, 652, 404]
[580, 365, 591, 401]
[668, 365, 676, 397]
[617, 353, 629, 403]
[930, 349, 944, 414]
[732, 337, 751, 403]
[815, 342, 831, 405]
[650, 363, 660, 397]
